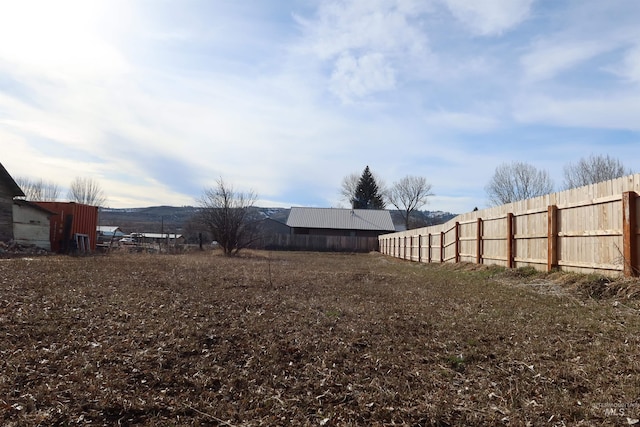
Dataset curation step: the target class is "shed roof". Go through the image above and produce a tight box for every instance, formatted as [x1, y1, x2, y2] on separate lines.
[97, 226, 123, 233]
[13, 199, 57, 215]
[0, 162, 25, 197]
[286, 207, 395, 231]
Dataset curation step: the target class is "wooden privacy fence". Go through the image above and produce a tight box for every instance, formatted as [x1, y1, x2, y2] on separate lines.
[255, 233, 379, 253]
[379, 174, 640, 277]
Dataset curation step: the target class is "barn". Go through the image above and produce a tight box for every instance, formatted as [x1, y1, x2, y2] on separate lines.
[0, 162, 25, 242]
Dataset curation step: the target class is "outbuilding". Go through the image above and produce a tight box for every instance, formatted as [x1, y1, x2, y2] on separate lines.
[97, 226, 125, 246]
[35, 202, 99, 253]
[12, 200, 56, 250]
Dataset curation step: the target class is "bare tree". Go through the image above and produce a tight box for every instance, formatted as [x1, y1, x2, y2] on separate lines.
[197, 178, 258, 256]
[340, 173, 360, 206]
[485, 161, 554, 206]
[15, 176, 61, 201]
[68, 177, 107, 206]
[563, 154, 632, 189]
[387, 175, 434, 230]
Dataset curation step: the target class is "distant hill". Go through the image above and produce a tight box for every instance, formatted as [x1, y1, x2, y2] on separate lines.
[99, 206, 199, 234]
[99, 206, 457, 236]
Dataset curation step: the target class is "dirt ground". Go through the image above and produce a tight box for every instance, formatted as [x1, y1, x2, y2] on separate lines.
[1, 251, 639, 426]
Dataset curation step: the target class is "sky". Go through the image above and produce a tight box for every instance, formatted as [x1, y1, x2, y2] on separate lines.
[1, 0, 639, 213]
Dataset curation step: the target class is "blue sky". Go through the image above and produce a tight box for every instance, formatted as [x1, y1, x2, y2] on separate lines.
[1, 0, 639, 213]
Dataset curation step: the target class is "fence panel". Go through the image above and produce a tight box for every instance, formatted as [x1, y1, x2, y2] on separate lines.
[379, 173, 640, 277]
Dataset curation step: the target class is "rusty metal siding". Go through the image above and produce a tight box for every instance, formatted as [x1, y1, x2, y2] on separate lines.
[34, 202, 98, 253]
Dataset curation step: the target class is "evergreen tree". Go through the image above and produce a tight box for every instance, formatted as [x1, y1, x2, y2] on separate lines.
[352, 166, 385, 209]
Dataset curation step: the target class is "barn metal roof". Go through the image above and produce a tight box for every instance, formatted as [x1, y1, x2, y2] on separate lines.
[0, 162, 25, 197]
[286, 207, 395, 231]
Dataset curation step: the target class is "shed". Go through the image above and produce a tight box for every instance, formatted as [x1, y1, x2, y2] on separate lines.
[0, 162, 25, 242]
[286, 207, 395, 237]
[97, 226, 125, 245]
[12, 200, 56, 250]
[35, 202, 99, 253]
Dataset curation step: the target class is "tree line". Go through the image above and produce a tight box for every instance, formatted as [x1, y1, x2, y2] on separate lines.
[486, 154, 632, 206]
[16, 176, 107, 206]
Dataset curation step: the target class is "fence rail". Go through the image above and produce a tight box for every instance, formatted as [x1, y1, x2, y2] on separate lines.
[379, 174, 640, 277]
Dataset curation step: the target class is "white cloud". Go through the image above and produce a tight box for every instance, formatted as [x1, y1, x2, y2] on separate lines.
[295, 0, 431, 101]
[298, 0, 429, 59]
[613, 46, 640, 83]
[514, 93, 640, 131]
[442, 0, 534, 36]
[330, 53, 396, 101]
[520, 40, 610, 82]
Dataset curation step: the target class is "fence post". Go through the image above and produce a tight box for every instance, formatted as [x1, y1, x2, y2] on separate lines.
[428, 233, 432, 263]
[476, 218, 482, 264]
[405, 236, 409, 260]
[440, 231, 444, 263]
[623, 191, 638, 277]
[455, 222, 460, 263]
[507, 212, 514, 268]
[547, 205, 558, 272]
[418, 234, 422, 263]
[410, 235, 413, 261]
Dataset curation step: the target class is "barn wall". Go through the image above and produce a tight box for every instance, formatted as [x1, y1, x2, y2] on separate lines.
[0, 194, 13, 242]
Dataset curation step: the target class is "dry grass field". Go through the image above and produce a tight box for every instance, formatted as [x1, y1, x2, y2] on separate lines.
[1, 250, 639, 426]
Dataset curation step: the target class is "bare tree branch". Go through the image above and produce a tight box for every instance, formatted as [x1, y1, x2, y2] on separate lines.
[563, 154, 632, 190]
[197, 178, 258, 256]
[387, 175, 434, 230]
[68, 177, 107, 206]
[15, 176, 61, 201]
[340, 173, 360, 206]
[485, 162, 554, 206]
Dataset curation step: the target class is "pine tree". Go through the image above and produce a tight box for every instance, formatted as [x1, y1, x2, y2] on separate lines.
[352, 166, 385, 209]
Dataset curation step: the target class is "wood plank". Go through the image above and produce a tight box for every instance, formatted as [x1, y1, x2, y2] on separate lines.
[557, 230, 622, 237]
